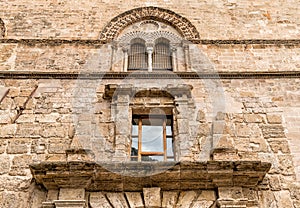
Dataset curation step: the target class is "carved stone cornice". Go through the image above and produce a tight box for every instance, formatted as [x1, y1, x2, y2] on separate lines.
[1, 38, 299, 46]
[1, 71, 300, 80]
[30, 160, 271, 192]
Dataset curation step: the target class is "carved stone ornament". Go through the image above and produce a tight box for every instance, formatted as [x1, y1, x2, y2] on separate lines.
[99, 6, 200, 42]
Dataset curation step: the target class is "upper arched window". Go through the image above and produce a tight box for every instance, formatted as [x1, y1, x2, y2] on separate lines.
[128, 38, 148, 70]
[153, 38, 172, 70]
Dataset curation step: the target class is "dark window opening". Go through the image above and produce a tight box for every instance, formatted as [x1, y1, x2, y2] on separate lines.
[153, 38, 172, 70]
[128, 38, 148, 70]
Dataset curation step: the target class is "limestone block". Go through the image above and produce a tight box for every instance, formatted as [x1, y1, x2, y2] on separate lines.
[266, 114, 282, 124]
[268, 175, 281, 191]
[9, 154, 32, 176]
[143, 187, 161, 207]
[267, 138, 290, 154]
[0, 87, 9, 103]
[177, 119, 189, 134]
[45, 154, 66, 162]
[0, 139, 7, 154]
[48, 138, 69, 154]
[0, 124, 17, 138]
[89, 192, 111, 208]
[191, 200, 215, 208]
[277, 155, 295, 175]
[212, 120, 225, 134]
[7, 138, 30, 154]
[106, 192, 129, 208]
[125, 192, 144, 208]
[196, 110, 206, 122]
[274, 190, 293, 208]
[54, 200, 86, 208]
[218, 187, 243, 200]
[235, 123, 252, 137]
[243, 114, 264, 123]
[197, 123, 210, 136]
[176, 191, 198, 208]
[36, 113, 60, 123]
[39, 124, 68, 138]
[16, 114, 36, 123]
[213, 135, 235, 149]
[249, 137, 268, 152]
[16, 123, 40, 138]
[161, 192, 178, 208]
[31, 139, 47, 154]
[47, 189, 59, 201]
[261, 125, 285, 139]
[59, 188, 85, 200]
[197, 190, 216, 201]
[0, 155, 10, 175]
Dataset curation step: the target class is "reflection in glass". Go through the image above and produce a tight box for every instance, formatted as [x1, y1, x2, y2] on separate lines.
[131, 115, 174, 162]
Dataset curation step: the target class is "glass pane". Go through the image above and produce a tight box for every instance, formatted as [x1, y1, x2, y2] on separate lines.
[131, 137, 138, 156]
[141, 125, 163, 152]
[167, 137, 174, 156]
[166, 126, 172, 136]
[132, 125, 138, 136]
[142, 155, 164, 162]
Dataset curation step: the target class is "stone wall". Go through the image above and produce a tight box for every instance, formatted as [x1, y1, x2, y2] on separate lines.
[0, 0, 299, 39]
[0, 0, 299, 207]
[0, 77, 299, 207]
[0, 43, 299, 72]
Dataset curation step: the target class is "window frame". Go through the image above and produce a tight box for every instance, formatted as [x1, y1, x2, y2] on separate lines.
[130, 114, 174, 162]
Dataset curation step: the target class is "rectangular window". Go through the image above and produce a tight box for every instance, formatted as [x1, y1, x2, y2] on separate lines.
[130, 115, 174, 162]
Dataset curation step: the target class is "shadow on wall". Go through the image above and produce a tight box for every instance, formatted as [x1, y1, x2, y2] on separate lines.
[0, 18, 5, 38]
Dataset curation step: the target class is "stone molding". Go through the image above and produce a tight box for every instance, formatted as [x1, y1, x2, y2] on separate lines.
[30, 161, 271, 192]
[99, 6, 200, 42]
[1, 38, 299, 46]
[117, 30, 182, 46]
[1, 71, 300, 80]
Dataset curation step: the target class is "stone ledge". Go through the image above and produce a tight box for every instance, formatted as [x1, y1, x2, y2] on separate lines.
[30, 161, 271, 192]
[1, 71, 300, 80]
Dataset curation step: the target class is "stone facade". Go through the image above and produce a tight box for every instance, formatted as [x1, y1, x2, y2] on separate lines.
[0, 1, 300, 208]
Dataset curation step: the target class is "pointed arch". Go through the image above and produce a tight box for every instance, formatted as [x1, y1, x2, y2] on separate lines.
[0, 18, 5, 38]
[99, 6, 200, 42]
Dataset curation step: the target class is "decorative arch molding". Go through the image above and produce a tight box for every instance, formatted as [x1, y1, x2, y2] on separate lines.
[0, 18, 5, 38]
[99, 6, 200, 42]
[118, 31, 182, 47]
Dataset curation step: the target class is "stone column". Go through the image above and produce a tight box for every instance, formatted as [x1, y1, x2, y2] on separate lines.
[123, 47, 129, 72]
[183, 42, 190, 71]
[110, 41, 118, 71]
[147, 47, 153, 72]
[171, 46, 177, 72]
